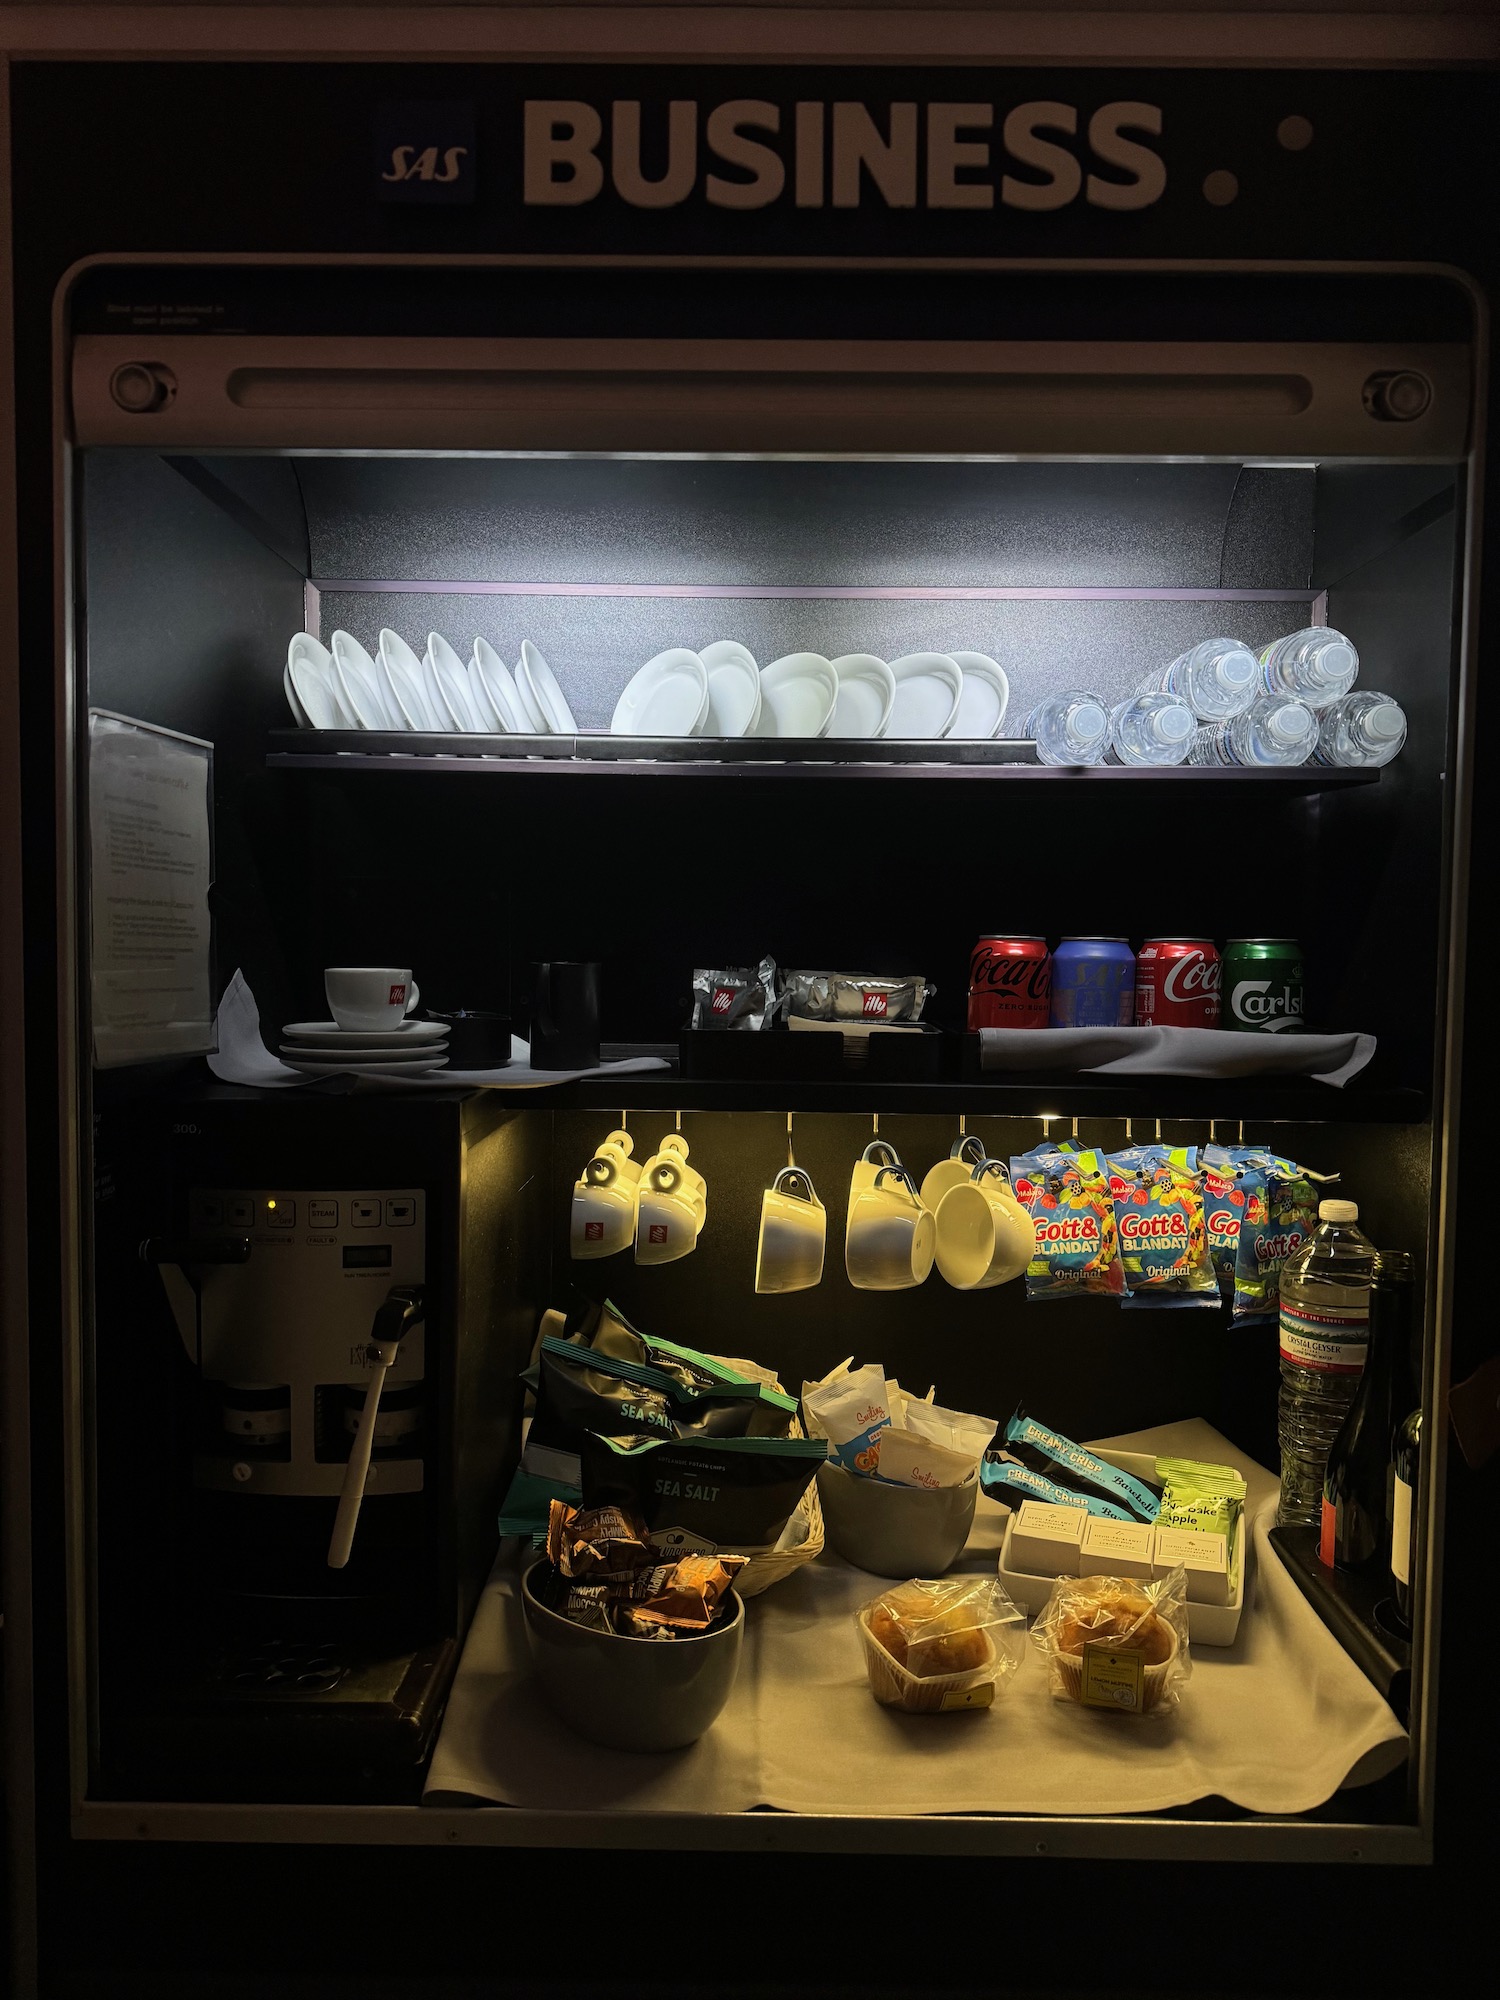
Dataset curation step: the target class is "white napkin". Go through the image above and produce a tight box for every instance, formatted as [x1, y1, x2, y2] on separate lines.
[979, 1024, 1377, 1088]
[206, 970, 670, 1091]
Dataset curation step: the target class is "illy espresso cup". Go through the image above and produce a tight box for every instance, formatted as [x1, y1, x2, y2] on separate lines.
[325, 967, 420, 1032]
[933, 1159, 1035, 1290]
[755, 1167, 826, 1294]
[570, 1130, 642, 1260]
[846, 1165, 936, 1291]
[635, 1133, 707, 1265]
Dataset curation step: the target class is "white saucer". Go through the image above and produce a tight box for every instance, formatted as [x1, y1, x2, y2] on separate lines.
[829, 654, 895, 739]
[949, 651, 1011, 739]
[472, 639, 535, 734]
[378, 630, 442, 731]
[755, 653, 838, 738]
[331, 631, 399, 731]
[887, 653, 964, 739]
[698, 641, 762, 736]
[519, 641, 578, 734]
[425, 633, 486, 732]
[283, 1019, 449, 1048]
[284, 1053, 449, 1074]
[280, 1043, 448, 1065]
[611, 649, 709, 737]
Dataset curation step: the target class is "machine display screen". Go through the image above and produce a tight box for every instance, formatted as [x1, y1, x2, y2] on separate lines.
[342, 1245, 393, 1270]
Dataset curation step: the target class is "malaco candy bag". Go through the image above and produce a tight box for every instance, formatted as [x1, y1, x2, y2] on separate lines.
[1106, 1143, 1218, 1309]
[1010, 1146, 1123, 1301]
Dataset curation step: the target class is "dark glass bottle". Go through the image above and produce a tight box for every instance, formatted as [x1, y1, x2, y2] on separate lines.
[1320, 1250, 1418, 1573]
[1391, 1408, 1422, 1631]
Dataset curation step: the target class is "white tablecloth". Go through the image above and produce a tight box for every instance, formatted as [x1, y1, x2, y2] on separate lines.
[424, 1420, 1406, 1818]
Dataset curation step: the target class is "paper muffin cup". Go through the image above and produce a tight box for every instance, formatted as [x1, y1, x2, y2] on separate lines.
[857, 1608, 997, 1715]
[1052, 1618, 1179, 1715]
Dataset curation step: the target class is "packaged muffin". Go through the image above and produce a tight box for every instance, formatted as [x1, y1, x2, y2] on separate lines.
[1030, 1567, 1191, 1716]
[856, 1576, 1024, 1714]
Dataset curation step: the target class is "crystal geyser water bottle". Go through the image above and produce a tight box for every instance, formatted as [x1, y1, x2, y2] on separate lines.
[1260, 626, 1360, 708]
[1277, 1199, 1379, 1528]
[1107, 692, 1195, 767]
[1186, 695, 1317, 768]
[1312, 690, 1408, 769]
[1026, 693, 1109, 766]
[1141, 637, 1260, 721]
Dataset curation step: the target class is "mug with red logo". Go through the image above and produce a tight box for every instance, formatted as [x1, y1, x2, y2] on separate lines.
[569, 1128, 641, 1261]
[634, 1132, 708, 1266]
[324, 966, 420, 1032]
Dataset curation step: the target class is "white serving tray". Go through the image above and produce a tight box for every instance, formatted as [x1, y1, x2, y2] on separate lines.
[996, 1449, 1247, 1647]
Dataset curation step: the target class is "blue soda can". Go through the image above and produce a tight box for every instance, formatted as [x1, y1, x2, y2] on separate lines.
[1050, 938, 1136, 1027]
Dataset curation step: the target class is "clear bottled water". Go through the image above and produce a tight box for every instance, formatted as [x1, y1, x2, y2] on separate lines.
[1185, 695, 1317, 768]
[1140, 637, 1260, 722]
[1277, 1200, 1378, 1527]
[1259, 626, 1360, 709]
[1107, 691, 1195, 766]
[1312, 690, 1408, 769]
[1026, 693, 1109, 766]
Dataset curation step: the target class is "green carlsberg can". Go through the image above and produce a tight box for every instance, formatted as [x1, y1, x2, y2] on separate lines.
[1223, 938, 1305, 1032]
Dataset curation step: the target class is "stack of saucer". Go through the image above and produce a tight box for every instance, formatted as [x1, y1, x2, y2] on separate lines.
[280, 1019, 450, 1075]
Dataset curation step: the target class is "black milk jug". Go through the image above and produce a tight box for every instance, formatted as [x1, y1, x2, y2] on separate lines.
[529, 962, 600, 1070]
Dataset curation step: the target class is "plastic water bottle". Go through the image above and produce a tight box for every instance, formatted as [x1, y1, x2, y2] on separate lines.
[1259, 626, 1359, 709]
[1312, 690, 1408, 769]
[1026, 693, 1109, 766]
[1185, 695, 1317, 767]
[1276, 1200, 1379, 1527]
[1107, 692, 1195, 766]
[1140, 637, 1259, 721]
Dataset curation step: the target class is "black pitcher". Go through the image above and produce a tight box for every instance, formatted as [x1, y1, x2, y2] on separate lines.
[529, 962, 601, 1070]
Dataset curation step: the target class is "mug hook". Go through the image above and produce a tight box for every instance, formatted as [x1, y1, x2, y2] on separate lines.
[675, 1109, 683, 1133]
[1071, 1116, 1079, 1141]
[1155, 1118, 1163, 1142]
[787, 1111, 796, 1170]
[620, 1109, 628, 1133]
[1124, 1117, 1133, 1142]
[872, 1111, 879, 1138]
[958, 1113, 966, 1137]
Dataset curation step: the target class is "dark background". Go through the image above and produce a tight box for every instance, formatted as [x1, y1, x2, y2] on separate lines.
[8, 55, 1500, 1998]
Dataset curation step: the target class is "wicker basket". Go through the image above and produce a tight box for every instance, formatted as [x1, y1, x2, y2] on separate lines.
[735, 1417, 826, 1597]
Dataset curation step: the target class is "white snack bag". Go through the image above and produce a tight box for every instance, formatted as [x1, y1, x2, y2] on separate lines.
[802, 1359, 892, 1475]
[897, 1396, 997, 1464]
[871, 1425, 980, 1490]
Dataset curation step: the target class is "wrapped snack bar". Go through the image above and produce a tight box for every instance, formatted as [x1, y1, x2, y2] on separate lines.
[1030, 1566, 1192, 1716]
[856, 1576, 1025, 1714]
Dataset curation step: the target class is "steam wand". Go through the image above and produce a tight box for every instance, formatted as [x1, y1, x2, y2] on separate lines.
[328, 1284, 427, 1570]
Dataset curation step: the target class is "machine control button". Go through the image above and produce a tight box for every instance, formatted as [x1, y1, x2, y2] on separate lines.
[109, 361, 177, 413]
[385, 1198, 415, 1227]
[308, 1199, 339, 1229]
[193, 1195, 224, 1229]
[1363, 370, 1433, 422]
[262, 1198, 295, 1229]
[227, 1198, 256, 1229]
[231, 1462, 253, 1483]
[351, 1198, 381, 1228]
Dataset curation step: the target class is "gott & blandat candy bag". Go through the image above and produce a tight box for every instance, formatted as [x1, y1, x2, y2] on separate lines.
[1105, 1143, 1218, 1309]
[1009, 1146, 1123, 1301]
[1201, 1143, 1247, 1284]
[1230, 1152, 1317, 1322]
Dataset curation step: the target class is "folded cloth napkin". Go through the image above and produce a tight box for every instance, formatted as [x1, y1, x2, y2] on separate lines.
[979, 1024, 1376, 1088]
[206, 969, 670, 1091]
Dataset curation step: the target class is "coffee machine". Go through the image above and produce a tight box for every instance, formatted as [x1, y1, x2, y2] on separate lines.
[91, 1083, 545, 1803]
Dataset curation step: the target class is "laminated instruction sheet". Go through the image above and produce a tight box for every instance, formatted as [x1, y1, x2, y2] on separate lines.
[88, 710, 215, 1065]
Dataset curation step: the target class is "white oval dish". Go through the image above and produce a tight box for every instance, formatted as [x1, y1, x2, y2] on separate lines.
[887, 653, 964, 739]
[330, 631, 398, 730]
[698, 640, 762, 736]
[756, 653, 838, 738]
[424, 633, 485, 732]
[611, 649, 710, 737]
[378, 630, 441, 731]
[829, 654, 896, 739]
[472, 639, 535, 734]
[519, 641, 578, 734]
[948, 651, 1011, 739]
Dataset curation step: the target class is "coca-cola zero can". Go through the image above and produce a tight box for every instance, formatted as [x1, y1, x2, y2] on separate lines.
[967, 936, 1052, 1030]
[1135, 938, 1222, 1028]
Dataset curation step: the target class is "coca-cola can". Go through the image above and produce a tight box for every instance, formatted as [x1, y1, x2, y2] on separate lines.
[1135, 938, 1221, 1027]
[967, 936, 1052, 1030]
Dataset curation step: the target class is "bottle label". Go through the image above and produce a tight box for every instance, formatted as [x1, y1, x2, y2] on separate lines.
[1319, 1495, 1337, 1567]
[1278, 1302, 1370, 1373]
[1392, 1475, 1413, 1585]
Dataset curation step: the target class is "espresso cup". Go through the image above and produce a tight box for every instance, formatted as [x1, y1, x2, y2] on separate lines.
[755, 1167, 826, 1295]
[933, 1160, 1035, 1290]
[846, 1165, 936, 1291]
[325, 967, 420, 1032]
[570, 1129, 642, 1260]
[918, 1133, 987, 1211]
[635, 1133, 707, 1265]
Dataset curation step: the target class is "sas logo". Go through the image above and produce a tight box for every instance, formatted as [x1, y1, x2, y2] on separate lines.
[375, 102, 476, 204]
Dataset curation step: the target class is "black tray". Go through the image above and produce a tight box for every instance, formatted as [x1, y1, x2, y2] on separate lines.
[864, 1026, 950, 1083]
[679, 1028, 845, 1081]
[1268, 1524, 1412, 1723]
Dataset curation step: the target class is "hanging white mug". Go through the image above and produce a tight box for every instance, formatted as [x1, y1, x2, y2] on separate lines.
[569, 1128, 641, 1260]
[755, 1167, 826, 1294]
[635, 1133, 707, 1265]
[846, 1165, 935, 1291]
[918, 1132, 987, 1211]
[933, 1159, 1035, 1290]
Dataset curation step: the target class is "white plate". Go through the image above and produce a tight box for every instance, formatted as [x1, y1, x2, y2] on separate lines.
[425, 633, 485, 732]
[698, 641, 762, 737]
[949, 651, 1011, 739]
[611, 649, 709, 737]
[282, 1019, 451, 1047]
[472, 639, 534, 734]
[829, 654, 896, 739]
[887, 652, 964, 739]
[378, 630, 441, 731]
[284, 1053, 449, 1074]
[283, 660, 312, 728]
[464, 657, 503, 731]
[755, 653, 838, 738]
[287, 635, 348, 730]
[331, 632, 399, 731]
[519, 641, 578, 734]
[280, 1042, 448, 1063]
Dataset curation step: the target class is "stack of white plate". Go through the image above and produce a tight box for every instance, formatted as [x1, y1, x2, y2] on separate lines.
[279, 1019, 450, 1075]
[284, 631, 577, 738]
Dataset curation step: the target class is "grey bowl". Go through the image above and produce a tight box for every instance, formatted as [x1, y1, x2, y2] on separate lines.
[520, 1559, 745, 1753]
[816, 1462, 978, 1578]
